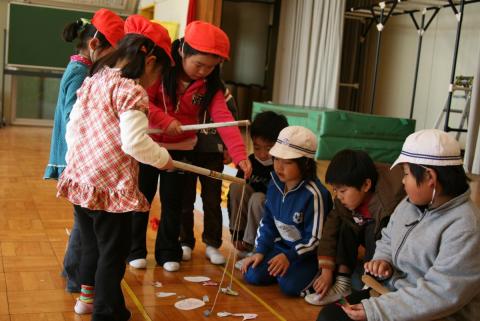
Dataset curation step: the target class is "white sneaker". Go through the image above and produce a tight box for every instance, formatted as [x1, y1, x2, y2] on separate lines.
[304, 276, 352, 306]
[182, 246, 192, 261]
[74, 299, 93, 314]
[129, 258, 147, 269]
[163, 261, 180, 272]
[205, 246, 226, 265]
[236, 250, 250, 259]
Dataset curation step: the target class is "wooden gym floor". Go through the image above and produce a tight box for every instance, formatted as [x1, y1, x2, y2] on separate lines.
[0, 126, 479, 321]
[0, 126, 322, 321]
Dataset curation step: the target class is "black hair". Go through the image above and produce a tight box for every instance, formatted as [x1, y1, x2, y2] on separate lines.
[63, 19, 110, 51]
[291, 157, 317, 181]
[408, 163, 469, 197]
[325, 149, 378, 192]
[90, 34, 171, 79]
[163, 39, 225, 115]
[251, 111, 289, 142]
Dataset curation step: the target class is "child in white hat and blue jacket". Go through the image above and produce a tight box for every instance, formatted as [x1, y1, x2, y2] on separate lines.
[318, 129, 480, 321]
[240, 126, 332, 296]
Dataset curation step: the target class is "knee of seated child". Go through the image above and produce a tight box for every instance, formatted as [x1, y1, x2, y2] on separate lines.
[249, 192, 265, 206]
[228, 182, 242, 195]
[278, 278, 302, 297]
[248, 193, 266, 216]
[244, 267, 265, 285]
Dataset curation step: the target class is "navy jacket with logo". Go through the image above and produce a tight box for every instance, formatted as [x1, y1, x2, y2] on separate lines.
[255, 172, 332, 261]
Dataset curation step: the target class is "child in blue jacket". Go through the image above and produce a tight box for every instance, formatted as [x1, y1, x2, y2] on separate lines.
[241, 126, 332, 296]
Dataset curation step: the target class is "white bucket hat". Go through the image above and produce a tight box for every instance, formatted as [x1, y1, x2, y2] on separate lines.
[391, 129, 463, 168]
[269, 126, 317, 159]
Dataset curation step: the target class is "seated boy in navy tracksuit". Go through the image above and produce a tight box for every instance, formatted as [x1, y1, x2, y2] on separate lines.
[240, 126, 332, 296]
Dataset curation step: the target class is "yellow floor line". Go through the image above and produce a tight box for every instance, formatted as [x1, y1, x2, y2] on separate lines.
[122, 279, 153, 321]
[219, 267, 287, 321]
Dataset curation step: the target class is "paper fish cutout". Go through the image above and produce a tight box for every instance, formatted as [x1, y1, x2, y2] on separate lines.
[217, 311, 258, 320]
[174, 298, 206, 310]
[152, 281, 163, 288]
[221, 287, 239, 296]
[184, 276, 211, 283]
[155, 292, 176, 298]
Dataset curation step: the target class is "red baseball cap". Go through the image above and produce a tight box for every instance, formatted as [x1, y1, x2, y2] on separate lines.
[184, 21, 230, 60]
[124, 15, 174, 65]
[91, 8, 124, 47]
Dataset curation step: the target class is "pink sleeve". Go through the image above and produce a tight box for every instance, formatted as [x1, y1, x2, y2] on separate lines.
[147, 79, 176, 130]
[209, 91, 247, 165]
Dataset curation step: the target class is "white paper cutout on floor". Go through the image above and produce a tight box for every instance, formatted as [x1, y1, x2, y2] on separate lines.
[174, 298, 206, 310]
[152, 281, 163, 287]
[221, 287, 239, 296]
[184, 276, 211, 283]
[217, 311, 258, 320]
[202, 280, 218, 286]
[155, 292, 176, 298]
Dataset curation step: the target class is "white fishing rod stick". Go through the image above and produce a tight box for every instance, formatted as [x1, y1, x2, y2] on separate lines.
[172, 160, 246, 185]
[147, 120, 250, 134]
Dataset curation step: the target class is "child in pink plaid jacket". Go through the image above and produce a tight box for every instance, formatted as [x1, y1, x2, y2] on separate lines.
[57, 15, 174, 320]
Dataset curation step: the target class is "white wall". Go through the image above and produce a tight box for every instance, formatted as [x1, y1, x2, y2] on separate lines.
[358, 4, 480, 172]
[139, 0, 189, 37]
[364, 4, 480, 139]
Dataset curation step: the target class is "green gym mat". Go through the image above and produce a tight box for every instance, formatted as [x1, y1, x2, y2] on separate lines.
[252, 102, 415, 163]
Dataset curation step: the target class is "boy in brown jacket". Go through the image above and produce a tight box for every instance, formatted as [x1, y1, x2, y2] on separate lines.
[305, 149, 405, 305]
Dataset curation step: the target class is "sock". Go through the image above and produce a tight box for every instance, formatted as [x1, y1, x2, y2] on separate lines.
[332, 275, 351, 293]
[79, 284, 94, 304]
[300, 285, 316, 297]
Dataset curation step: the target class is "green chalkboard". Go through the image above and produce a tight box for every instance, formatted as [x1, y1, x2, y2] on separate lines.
[7, 3, 95, 70]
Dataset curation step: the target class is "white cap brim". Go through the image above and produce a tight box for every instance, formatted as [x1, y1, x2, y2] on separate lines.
[391, 153, 463, 169]
[269, 143, 315, 159]
[269, 144, 305, 159]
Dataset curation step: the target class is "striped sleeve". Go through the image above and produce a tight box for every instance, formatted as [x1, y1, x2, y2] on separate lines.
[285, 181, 327, 261]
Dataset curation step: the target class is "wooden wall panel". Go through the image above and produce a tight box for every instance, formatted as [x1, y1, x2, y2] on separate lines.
[195, 0, 222, 26]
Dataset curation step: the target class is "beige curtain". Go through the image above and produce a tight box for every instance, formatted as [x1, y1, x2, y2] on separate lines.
[272, 0, 346, 108]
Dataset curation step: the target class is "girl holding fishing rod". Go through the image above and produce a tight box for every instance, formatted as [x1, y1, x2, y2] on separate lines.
[127, 21, 252, 272]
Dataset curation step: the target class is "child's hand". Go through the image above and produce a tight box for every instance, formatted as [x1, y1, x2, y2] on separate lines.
[241, 253, 264, 274]
[313, 268, 334, 297]
[341, 303, 367, 321]
[164, 120, 183, 136]
[159, 156, 174, 170]
[238, 159, 252, 179]
[364, 260, 392, 279]
[267, 253, 290, 277]
[223, 150, 232, 164]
